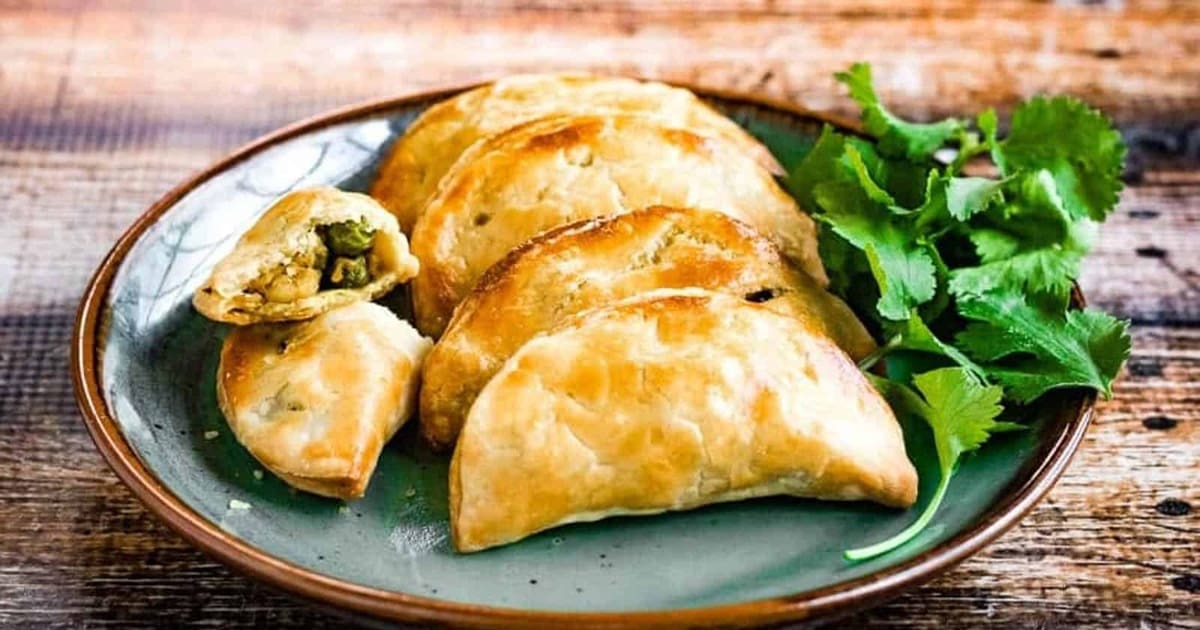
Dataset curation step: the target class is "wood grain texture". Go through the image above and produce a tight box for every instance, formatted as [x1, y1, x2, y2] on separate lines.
[0, 1, 1197, 627]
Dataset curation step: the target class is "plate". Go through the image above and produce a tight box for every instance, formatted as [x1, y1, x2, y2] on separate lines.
[71, 83, 1094, 628]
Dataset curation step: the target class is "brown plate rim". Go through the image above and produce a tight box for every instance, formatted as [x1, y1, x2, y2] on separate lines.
[71, 80, 1096, 629]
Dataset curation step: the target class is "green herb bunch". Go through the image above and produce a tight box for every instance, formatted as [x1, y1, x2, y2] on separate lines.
[788, 63, 1132, 560]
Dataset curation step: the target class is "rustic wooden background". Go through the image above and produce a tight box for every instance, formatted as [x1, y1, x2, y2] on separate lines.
[1, 0, 1197, 627]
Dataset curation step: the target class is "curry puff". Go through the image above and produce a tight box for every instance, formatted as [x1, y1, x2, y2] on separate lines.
[218, 302, 433, 499]
[410, 114, 825, 336]
[194, 187, 418, 325]
[371, 73, 780, 233]
[450, 289, 918, 552]
[420, 206, 874, 452]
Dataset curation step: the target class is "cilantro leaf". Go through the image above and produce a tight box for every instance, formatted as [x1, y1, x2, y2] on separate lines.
[840, 143, 937, 215]
[949, 227, 1088, 300]
[949, 170, 1095, 300]
[956, 291, 1131, 402]
[819, 228, 859, 293]
[849, 138, 933, 209]
[844, 144, 897, 207]
[912, 172, 951, 232]
[946, 176, 1006, 221]
[845, 368, 1006, 561]
[884, 313, 989, 382]
[912, 368, 1007, 464]
[836, 63, 964, 160]
[905, 173, 1004, 237]
[814, 180, 938, 320]
[995, 169, 1074, 242]
[788, 125, 845, 212]
[870, 371, 1023, 463]
[791, 124, 940, 322]
[918, 238, 952, 322]
[993, 96, 1126, 221]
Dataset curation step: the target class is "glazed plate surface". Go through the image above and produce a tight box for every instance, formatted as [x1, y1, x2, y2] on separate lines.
[73, 86, 1093, 627]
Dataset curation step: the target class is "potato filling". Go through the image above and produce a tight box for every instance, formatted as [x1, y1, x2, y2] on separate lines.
[250, 239, 327, 303]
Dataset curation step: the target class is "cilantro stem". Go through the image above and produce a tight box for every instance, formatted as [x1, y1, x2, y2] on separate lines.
[843, 469, 952, 562]
[947, 137, 989, 175]
[858, 334, 902, 371]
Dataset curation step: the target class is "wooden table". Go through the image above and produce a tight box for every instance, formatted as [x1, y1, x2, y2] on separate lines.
[2, 1, 1197, 627]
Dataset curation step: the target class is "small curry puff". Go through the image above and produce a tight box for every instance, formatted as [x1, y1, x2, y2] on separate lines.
[218, 302, 433, 499]
[410, 114, 825, 336]
[194, 187, 418, 325]
[371, 73, 781, 233]
[450, 289, 918, 552]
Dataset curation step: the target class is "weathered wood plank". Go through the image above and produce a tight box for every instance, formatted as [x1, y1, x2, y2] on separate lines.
[1, 1, 1199, 153]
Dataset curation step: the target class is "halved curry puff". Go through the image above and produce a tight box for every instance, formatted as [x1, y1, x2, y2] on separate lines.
[194, 187, 418, 325]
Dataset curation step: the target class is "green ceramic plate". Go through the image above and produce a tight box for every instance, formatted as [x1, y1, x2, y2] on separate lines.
[72, 85, 1094, 628]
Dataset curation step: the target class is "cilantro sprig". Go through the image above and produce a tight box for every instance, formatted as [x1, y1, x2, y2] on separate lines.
[789, 63, 1132, 561]
[846, 369, 1018, 561]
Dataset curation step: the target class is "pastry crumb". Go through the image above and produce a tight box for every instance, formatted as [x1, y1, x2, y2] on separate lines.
[229, 499, 252, 510]
[405, 486, 417, 498]
[338, 505, 351, 515]
[252, 469, 263, 480]
[203, 430, 220, 440]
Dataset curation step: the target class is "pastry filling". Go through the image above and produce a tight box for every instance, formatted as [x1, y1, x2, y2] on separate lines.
[246, 218, 377, 303]
[319, 218, 376, 289]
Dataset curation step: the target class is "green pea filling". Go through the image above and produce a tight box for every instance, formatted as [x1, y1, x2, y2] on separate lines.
[318, 219, 377, 289]
[328, 256, 369, 288]
[324, 219, 375, 256]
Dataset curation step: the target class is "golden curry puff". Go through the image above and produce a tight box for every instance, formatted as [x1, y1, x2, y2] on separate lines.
[194, 187, 418, 325]
[450, 289, 917, 552]
[217, 302, 433, 499]
[409, 114, 825, 336]
[420, 206, 874, 451]
[370, 73, 780, 232]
